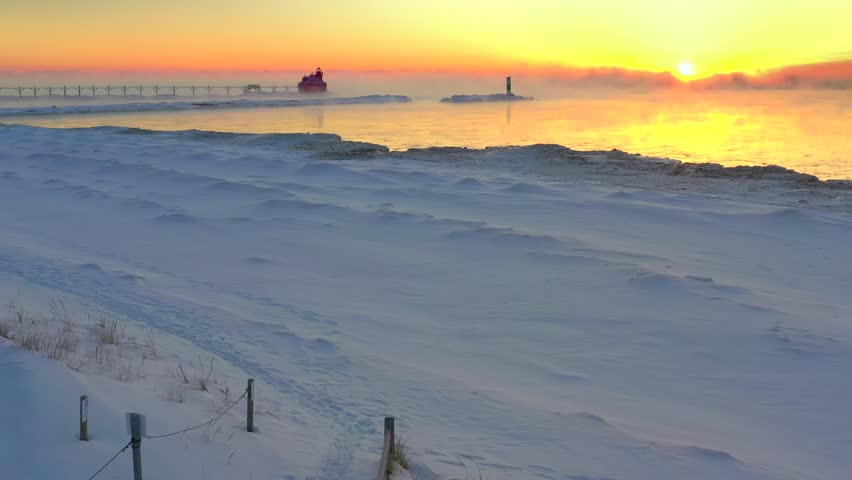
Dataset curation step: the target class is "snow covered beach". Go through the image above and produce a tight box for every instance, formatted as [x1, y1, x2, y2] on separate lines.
[1, 123, 851, 480]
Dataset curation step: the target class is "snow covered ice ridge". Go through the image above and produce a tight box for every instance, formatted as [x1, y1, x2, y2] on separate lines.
[0, 94, 412, 117]
[0, 124, 851, 480]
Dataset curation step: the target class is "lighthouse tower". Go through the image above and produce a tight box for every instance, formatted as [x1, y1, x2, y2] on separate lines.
[506, 76, 513, 96]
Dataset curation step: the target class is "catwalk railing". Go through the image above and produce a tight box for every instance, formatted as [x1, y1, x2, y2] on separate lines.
[0, 84, 300, 98]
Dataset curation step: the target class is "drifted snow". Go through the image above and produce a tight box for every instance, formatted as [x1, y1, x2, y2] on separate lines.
[0, 124, 851, 480]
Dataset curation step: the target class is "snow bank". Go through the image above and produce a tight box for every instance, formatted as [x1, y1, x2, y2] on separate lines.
[0, 95, 412, 117]
[1, 123, 851, 480]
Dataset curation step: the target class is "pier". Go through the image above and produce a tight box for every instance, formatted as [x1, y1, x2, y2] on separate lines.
[0, 84, 300, 98]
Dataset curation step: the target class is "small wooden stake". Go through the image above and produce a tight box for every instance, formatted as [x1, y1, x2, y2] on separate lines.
[247, 378, 255, 432]
[79, 395, 88, 441]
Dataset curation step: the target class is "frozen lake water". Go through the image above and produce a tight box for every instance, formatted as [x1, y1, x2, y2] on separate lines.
[2, 89, 851, 179]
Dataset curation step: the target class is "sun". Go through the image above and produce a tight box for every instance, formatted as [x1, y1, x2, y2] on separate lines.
[677, 61, 696, 77]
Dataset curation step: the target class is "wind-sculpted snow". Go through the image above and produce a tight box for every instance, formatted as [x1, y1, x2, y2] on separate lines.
[0, 95, 413, 117]
[1, 123, 851, 480]
[443, 226, 563, 249]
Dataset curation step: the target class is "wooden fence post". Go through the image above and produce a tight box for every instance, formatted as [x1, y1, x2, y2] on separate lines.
[385, 417, 395, 455]
[79, 395, 88, 441]
[247, 378, 255, 432]
[127, 413, 145, 480]
[377, 416, 395, 480]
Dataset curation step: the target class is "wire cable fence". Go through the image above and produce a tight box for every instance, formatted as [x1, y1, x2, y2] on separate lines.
[84, 383, 251, 480]
[86, 440, 132, 480]
[145, 387, 248, 440]
[80, 381, 398, 480]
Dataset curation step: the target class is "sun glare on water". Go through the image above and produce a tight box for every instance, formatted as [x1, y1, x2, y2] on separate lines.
[677, 61, 696, 77]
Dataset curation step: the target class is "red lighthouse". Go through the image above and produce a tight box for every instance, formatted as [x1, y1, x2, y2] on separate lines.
[298, 67, 328, 93]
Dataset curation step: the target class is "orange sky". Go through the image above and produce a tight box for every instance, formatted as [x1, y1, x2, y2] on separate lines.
[2, 0, 851, 79]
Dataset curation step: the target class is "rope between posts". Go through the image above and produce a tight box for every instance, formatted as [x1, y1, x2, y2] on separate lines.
[86, 440, 132, 480]
[144, 387, 249, 439]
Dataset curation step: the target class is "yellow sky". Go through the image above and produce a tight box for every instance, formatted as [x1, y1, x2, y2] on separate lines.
[2, 0, 850, 77]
